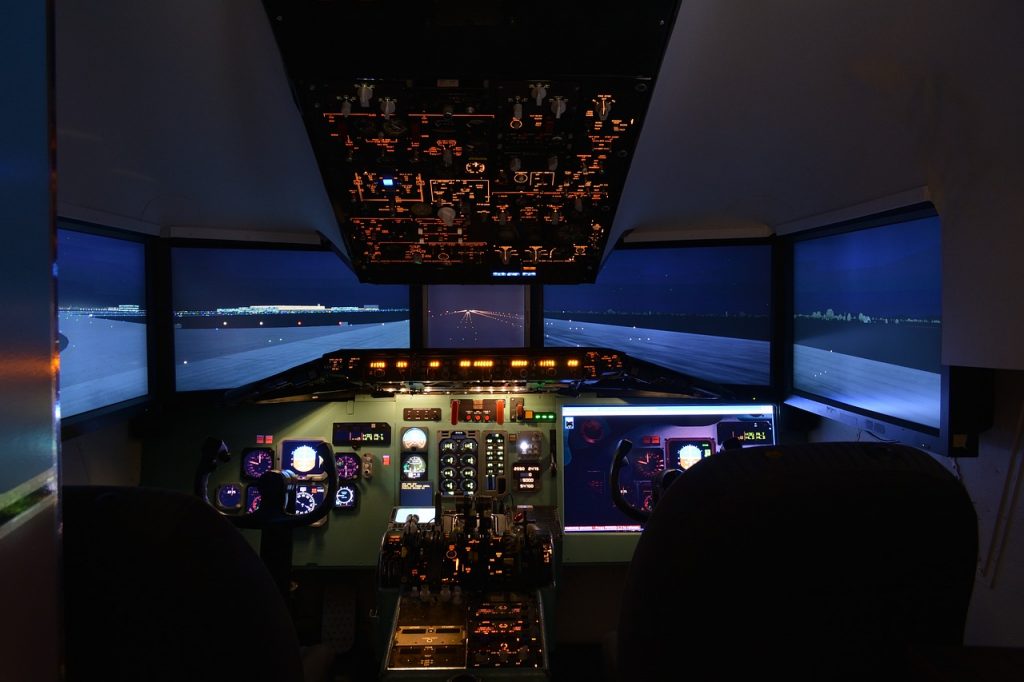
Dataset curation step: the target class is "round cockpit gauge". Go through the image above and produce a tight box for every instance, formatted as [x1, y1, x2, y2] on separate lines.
[460, 439, 478, 454]
[677, 444, 703, 469]
[439, 439, 456, 453]
[241, 447, 274, 479]
[290, 445, 319, 474]
[216, 483, 243, 510]
[402, 428, 428, 451]
[402, 454, 427, 480]
[335, 452, 361, 481]
[294, 491, 316, 515]
[245, 485, 262, 514]
[441, 479, 457, 493]
[461, 479, 477, 493]
[335, 485, 357, 509]
[440, 466, 457, 479]
[461, 454, 477, 467]
[441, 453, 458, 467]
[633, 450, 665, 479]
[460, 466, 476, 480]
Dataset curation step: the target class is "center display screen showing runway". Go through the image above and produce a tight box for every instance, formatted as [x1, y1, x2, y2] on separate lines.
[545, 245, 772, 385]
[426, 285, 527, 348]
[173, 247, 410, 390]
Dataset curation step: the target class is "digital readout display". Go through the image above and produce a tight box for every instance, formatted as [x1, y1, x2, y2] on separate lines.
[333, 422, 392, 446]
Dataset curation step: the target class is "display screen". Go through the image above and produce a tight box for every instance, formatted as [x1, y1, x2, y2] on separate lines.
[335, 485, 358, 509]
[392, 506, 436, 523]
[57, 229, 149, 417]
[792, 215, 942, 429]
[172, 247, 409, 391]
[426, 285, 526, 348]
[333, 422, 391, 446]
[545, 245, 771, 385]
[335, 452, 362, 481]
[280, 439, 327, 478]
[240, 447, 275, 479]
[561, 404, 776, 533]
[291, 482, 326, 515]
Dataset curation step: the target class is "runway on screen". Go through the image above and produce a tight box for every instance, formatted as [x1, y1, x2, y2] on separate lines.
[175, 321, 409, 390]
[58, 314, 148, 416]
[792, 344, 940, 428]
[543, 318, 770, 385]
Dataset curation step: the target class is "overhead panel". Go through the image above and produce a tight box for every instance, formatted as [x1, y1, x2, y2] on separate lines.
[262, 0, 681, 283]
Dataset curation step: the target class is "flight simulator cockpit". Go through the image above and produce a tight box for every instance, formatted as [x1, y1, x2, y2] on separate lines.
[53, 2, 995, 680]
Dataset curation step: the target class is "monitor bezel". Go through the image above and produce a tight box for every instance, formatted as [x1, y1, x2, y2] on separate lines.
[167, 239, 415, 393]
[541, 237, 777, 393]
[781, 203, 950, 454]
[57, 221, 154, 433]
[422, 283, 532, 350]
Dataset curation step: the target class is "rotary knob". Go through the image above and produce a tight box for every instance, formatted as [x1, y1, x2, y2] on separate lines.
[355, 82, 374, 108]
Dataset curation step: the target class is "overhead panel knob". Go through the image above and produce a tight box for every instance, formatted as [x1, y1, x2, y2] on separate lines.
[510, 100, 524, 128]
[531, 83, 548, 106]
[509, 157, 522, 172]
[380, 97, 397, 117]
[547, 155, 558, 172]
[550, 96, 567, 119]
[340, 96, 354, 117]
[438, 206, 456, 227]
[594, 95, 614, 121]
[356, 83, 374, 108]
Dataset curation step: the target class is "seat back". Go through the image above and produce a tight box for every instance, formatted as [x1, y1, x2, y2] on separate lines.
[63, 485, 305, 681]
[616, 443, 978, 679]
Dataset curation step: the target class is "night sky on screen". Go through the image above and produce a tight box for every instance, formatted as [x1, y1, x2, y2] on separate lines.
[544, 245, 771, 316]
[793, 216, 941, 319]
[57, 230, 146, 308]
[172, 248, 408, 310]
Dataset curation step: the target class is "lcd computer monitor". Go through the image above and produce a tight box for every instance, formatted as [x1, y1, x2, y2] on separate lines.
[425, 284, 528, 348]
[788, 211, 942, 441]
[561, 404, 777, 533]
[545, 244, 771, 385]
[173, 247, 410, 391]
[57, 229, 149, 417]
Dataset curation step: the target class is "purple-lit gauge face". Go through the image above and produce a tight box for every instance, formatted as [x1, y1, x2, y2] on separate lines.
[335, 453, 361, 481]
[241, 447, 274, 479]
[246, 486, 262, 514]
[216, 483, 243, 510]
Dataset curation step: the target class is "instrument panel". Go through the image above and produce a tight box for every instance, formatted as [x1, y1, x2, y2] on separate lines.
[263, 0, 683, 283]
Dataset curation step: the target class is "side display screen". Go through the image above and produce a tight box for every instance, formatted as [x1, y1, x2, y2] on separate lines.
[172, 247, 409, 391]
[545, 245, 771, 385]
[57, 229, 149, 416]
[562, 404, 776, 533]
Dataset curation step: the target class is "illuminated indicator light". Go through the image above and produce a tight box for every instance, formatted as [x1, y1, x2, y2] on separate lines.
[567, 359, 580, 367]
[395, 360, 409, 369]
[256, 435, 265, 444]
[382, 455, 391, 466]
[524, 410, 534, 419]
[265, 435, 273, 444]
[369, 361, 387, 369]
[473, 360, 494, 368]
[459, 360, 472, 368]
[539, 360, 556, 368]
[429, 360, 441, 368]
[510, 360, 529, 368]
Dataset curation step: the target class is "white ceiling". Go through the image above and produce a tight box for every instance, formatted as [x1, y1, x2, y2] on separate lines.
[54, 0, 1024, 251]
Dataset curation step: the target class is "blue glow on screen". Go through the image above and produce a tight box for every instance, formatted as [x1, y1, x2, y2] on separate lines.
[172, 248, 410, 391]
[57, 229, 148, 417]
[792, 215, 942, 428]
[545, 246, 771, 384]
